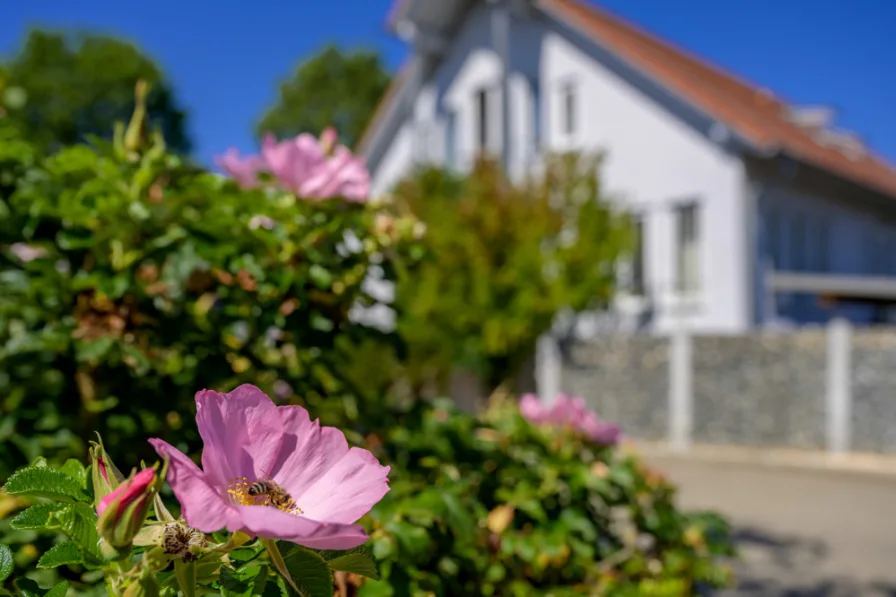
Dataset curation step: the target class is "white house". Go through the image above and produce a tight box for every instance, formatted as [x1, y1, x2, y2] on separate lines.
[359, 0, 896, 334]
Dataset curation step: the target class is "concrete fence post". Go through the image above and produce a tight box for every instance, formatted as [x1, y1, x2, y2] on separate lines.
[536, 334, 561, 402]
[669, 330, 693, 451]
[825, 318, 853, 455]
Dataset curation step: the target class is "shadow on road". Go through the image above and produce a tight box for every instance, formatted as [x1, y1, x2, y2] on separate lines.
[721, 526, 896, 597]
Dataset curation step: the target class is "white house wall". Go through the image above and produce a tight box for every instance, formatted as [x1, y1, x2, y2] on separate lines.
[539, 18, 748, 334]
[370, 123, 414, 198]
[368, 4, 751, 333]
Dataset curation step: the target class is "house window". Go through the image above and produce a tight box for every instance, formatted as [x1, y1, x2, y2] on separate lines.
[812, 219, 830, 272]
[631, 216, 646, 295]
[529, 77, 541, 154]
[475, 88, 490, 152]
[444, 110, 458, 170]
[790, 218, 807, 271]
[766, 210, 783, 270]
[675, 203, 700, 293]
[867, 232, 889, 275]
[561, 82, 577, 136]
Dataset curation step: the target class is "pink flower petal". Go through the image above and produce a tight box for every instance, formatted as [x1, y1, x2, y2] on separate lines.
[195, 385, 283, 487]
[268, 406, 350, 497]
[520, 392, 621, 446]
[215, 149, 266, 189]
[319, 127, 338, 154]
[149, 439, 239, 533]
[519, 394, 547, 423]
[97, 467, 155, 517]
[306, 148, 369, 201]
[295, 447, 390, 524]
[234, 506, 370, 550]
[153, 384, 390, 545]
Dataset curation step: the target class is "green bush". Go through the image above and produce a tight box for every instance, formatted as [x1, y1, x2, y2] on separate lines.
[390, 158, 632, 393]
[0, 86, 734, 596]
[0, 112, 412, 481]
[359, 398, 735, 596]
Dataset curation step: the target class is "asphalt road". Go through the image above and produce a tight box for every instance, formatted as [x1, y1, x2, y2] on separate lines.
[645, 455, 896, 597]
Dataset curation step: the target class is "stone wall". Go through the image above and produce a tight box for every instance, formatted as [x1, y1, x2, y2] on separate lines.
[691, 333, 826, 449]
[558, 327, 896, 453]
[852, 331, 896, 453]
[563, 336, 669, 440]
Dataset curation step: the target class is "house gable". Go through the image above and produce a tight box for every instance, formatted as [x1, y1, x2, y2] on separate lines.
[367, 0, 896, 203]
[367, 1, 752, 333]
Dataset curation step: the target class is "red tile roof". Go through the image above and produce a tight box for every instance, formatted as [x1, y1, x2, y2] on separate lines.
[365, 0, 896, 198]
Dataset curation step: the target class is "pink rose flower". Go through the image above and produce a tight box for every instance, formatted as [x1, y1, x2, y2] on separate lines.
[149, 385, 390, 549]
[215, 149, 267, 189]
[98, 467, 156, 519]
[519, 393, 621, 446]
[216, 129, 370, 203]
[97, 467, 157, 550]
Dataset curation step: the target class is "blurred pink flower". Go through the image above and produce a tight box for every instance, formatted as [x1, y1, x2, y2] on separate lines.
[319, 127, 338, 155]
[248, 215, 276, 230]
[519, 393, 621, 446]
[9, 243, 47, 262]
[149, 385, 390, 549]
[216, 130, 370, 202]
[216, 149, 266, 189]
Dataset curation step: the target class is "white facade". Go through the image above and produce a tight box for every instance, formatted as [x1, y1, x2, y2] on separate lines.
[364, 1, 896, 334]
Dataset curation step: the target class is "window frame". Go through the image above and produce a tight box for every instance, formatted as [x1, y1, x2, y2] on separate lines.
[674, 201, 701, 295]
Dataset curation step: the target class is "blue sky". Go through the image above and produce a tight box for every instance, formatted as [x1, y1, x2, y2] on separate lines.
[2, 0, 895, 168]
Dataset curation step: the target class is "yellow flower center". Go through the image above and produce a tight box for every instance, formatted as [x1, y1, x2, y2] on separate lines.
[226, 477, 302, 515]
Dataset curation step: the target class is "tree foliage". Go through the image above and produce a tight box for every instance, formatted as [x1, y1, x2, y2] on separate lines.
[391, 155, 633, 391]
[255, 45, 391, 149]
[2, 30, 191, 154]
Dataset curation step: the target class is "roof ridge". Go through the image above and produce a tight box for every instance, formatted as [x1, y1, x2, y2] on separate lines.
[368, 0, 896, 199]
[554, 0, 782, 108]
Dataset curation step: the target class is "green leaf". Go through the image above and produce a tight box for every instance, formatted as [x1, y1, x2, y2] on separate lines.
[3, 466, 90, 502]
[0, 545, 12, 583]
[261, 578, 288, 597]
[50, 503, 103, 567]
[45, 582, 69, 597]
[10, 504, 68, 530]
[321, 546, 379, 580]
[440, 492, 476, 538]
[219, 567, 251, 597]
[75, 337, 116, 363]
[261, 539, 300, 595]
[38, 542, 83, 568]
[13, 578, 46, 597]
[59, 459, 88, 489]
[219, 565, 267, 597]
[174, 560, 196, 597]
[308, 265, 332, 289]
[279, 544, 333, 597]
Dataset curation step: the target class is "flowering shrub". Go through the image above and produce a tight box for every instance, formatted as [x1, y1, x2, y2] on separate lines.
[0, 384, 389, 596]
[0, 85, 736, 596]
[0, 90, 421, 484]
[519, 393, 622, 446]
[358, 396, 735, 596]
[217, 129, 369, 202]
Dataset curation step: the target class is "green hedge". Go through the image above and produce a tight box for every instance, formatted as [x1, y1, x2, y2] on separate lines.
[357, 398, 734, 596]
[0, 115, 409, 480]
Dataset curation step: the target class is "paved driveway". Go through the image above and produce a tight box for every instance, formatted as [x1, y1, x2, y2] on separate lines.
[645, 454, 896, 596]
